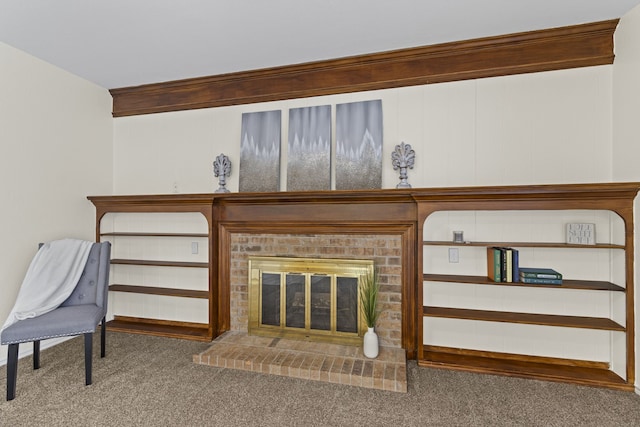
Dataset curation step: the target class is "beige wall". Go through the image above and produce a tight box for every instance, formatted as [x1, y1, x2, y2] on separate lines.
[613, 6, 640, 182]
[0, 42, 113, 363]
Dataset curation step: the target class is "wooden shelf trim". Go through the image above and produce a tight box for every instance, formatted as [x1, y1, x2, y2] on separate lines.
[419, 346, 631, 391]
[101, 232, 208, 238]
[88, 193, 217, 206]
[110, 259, 208, 268]
[423, 274, 625, 292]
[109, 284, 208, 299]
[89, 182, 640, 209]
[107, 316, 211, 342]
[423, 306, 625, 331]
[423, 241, 625, 249]
[424, 345, 610, 369]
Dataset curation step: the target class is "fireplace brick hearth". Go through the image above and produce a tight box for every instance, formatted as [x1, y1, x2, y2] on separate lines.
[193, 331, 408, 392]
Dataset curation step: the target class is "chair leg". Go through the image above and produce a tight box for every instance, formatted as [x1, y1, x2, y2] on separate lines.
[7, 343, 19, 401]
[33, 340, 41, 369]
[84, 333, 93, 386]
[100, 316, 106, 358]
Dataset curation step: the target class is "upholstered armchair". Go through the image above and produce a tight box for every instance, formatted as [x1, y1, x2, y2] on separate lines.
[1, 241, 111, 401]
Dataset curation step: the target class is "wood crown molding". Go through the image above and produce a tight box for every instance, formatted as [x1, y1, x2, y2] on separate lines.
[110, 19, 618, 117]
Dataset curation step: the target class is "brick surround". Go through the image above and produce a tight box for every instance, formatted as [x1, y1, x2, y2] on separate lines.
[229, 233, 403, 348]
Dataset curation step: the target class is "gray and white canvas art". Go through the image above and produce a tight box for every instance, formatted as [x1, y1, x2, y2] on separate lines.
[239, 110, 281, 192]
[287, 105, 331, 191]
[335, 100, 383, 190]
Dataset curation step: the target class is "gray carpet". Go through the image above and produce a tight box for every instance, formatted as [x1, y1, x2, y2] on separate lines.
[1, 332, 639, 426]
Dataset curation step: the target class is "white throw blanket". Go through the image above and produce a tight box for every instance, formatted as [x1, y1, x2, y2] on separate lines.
[1, 239, 93, 332]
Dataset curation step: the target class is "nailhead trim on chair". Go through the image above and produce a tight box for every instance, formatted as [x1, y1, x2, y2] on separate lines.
[1, 328, 97, 345]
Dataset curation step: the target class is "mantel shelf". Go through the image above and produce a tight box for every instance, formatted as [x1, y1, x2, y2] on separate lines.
[423, 306, 625, 331]
[110, 259, 208, 268]
[423, 241, 625, 249]
[423, 274, 625, 292]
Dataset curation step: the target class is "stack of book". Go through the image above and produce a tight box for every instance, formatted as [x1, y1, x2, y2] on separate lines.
[486, 247, 519, 283]
[518, 267, 563, 285]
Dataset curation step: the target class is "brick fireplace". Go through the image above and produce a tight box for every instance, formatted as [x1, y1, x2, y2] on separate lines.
[195, 231, 408, 392]
[229, 233, 403, 348]
[193, 191, 415, 392]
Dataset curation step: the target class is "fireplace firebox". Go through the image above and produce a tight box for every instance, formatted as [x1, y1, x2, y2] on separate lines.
[248, 256, 373, 345]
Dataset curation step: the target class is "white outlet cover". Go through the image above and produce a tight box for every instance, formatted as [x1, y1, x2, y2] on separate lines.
[448, 248, 459, 263]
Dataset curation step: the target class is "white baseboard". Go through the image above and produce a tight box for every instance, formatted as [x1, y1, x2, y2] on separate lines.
[0, 336, 74, 367]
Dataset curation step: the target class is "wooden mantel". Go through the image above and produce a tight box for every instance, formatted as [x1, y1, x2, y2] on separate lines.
[89, 182, 640, 390]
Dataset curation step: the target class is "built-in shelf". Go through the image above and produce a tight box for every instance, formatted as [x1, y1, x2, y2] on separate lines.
[107, 316, 210, 342]
[423, 274, 625, 292]
[88, 182, 640, 389]
[88, 194, 216, 342]
[110, 259, 208, 268]
[423, 306, 625, 331]
[109, 284, 208, 299]
[423, 241, 625, 249]
[417, 185, 640, 391]
[419, 346, 632, 391]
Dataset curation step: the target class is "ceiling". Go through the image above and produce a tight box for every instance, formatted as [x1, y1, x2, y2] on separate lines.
[2, 0, 640, 90]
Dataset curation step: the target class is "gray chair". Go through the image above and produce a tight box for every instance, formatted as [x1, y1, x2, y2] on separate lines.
[1, 241, 111, 401]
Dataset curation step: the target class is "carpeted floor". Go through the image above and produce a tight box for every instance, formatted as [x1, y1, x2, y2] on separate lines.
[1, 332, 639, 426]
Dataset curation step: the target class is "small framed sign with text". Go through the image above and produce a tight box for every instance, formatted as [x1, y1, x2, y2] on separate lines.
[566, 223, 595, 245]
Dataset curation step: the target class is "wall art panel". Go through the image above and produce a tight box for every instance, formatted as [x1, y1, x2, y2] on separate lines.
[287, 105, 331, 191]
[239, 110, 281, 192]
[335, 100, 383, 190]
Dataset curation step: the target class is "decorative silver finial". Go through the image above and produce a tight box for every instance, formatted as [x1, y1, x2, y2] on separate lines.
[213, 153, 231, 193]
[391, 142, 415, 189]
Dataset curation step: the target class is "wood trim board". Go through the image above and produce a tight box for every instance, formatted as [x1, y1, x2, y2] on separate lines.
[110, 20, 618, 117]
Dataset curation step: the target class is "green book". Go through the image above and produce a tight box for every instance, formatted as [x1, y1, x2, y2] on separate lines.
[487, 247, 502, 282]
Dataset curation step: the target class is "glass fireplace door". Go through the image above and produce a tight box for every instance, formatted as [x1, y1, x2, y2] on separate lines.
[248, 257, 373, 345]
